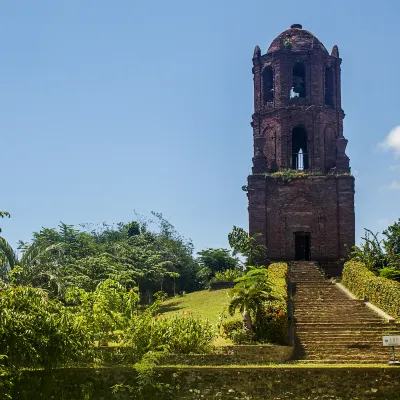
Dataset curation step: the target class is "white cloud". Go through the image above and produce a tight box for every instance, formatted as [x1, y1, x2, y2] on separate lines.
[389, 165, 400, 171]
[380, 126, 400, 156]
[389, 180, 400, 190]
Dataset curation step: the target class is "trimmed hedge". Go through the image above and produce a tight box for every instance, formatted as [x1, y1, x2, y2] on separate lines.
[256, 262, 289, 344]
[342, 260, 400, 319]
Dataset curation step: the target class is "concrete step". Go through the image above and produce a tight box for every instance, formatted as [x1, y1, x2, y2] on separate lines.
[289, 261, 397, 363]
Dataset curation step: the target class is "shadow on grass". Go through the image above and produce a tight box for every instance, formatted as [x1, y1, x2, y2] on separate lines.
[158, 301, 185, 314]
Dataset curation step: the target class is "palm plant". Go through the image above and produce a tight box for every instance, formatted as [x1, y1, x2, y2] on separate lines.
[0, 212, 17, 282]
[228, 267, 275, 333]
[0, 237, 17, 269]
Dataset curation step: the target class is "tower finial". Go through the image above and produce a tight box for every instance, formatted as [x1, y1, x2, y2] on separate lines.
[331, 45, 339, 57]
[253, 45, 261, 59]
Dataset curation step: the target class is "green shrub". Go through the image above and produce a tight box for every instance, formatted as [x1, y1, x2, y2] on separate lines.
[153, 291, 168, 302]
[221, 318, 242, 338]
[379, 267, 400, 282]
[229, 329, 255, 344]
[211, 269, 242, 283]
[221, 318, 256, 344]
[125, 307, 215, 358]
[0, 286, 93, 369]
[254, 262, 289, 345]
[342, 261, 400, 319]
[149, 315, 215, 354]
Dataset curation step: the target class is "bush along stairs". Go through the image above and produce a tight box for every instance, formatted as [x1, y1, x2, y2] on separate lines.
[290, 261, 400, 364]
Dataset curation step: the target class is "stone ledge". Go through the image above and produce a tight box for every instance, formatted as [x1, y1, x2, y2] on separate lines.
[336, 282, 396, 323]
[160, 345, 294, 366]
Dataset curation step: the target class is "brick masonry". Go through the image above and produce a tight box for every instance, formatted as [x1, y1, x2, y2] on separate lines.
[247, 24, 355, 273]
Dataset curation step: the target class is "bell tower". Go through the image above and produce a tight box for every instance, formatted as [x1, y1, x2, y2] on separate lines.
[247, 24, 355, 275]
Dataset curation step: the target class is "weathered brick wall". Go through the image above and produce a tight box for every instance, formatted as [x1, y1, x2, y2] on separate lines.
[248, 175, 355, 271]
[251, 26, 346, 174]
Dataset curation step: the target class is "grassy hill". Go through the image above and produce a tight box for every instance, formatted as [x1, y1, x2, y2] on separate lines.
[158, 288, 232, 326]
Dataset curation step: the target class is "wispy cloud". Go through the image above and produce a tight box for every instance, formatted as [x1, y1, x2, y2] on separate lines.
[380, 126, 400, 156]
[389, 180, 400, 190]
[389, 165, 400, 171]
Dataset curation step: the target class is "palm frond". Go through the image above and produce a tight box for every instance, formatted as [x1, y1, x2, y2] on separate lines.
[0, 236, 18, 269]
[20, 242, 66, 266]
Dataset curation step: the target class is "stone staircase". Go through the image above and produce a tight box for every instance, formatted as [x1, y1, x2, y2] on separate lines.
[290, 261, 400, 363]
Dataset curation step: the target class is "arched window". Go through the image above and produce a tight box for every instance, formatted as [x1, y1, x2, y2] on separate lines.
[292, 126, 308, 170]
[291, 63, 306, 98]
[262, 67, 274, 103]
[325, 67, 334, 107]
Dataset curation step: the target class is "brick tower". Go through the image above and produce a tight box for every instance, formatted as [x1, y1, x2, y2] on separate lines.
[247, 24, 355, 275]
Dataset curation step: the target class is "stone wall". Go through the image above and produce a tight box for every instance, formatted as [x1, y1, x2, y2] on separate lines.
[160, 345, 293, 365]
[93, 344, 293, 367]
[9, 366, 400, 399]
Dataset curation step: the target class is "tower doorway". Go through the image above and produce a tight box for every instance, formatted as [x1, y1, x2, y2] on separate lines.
[294, 232, 311, 260]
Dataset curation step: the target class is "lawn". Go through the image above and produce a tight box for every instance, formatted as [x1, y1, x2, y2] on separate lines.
[158, 288, 233, 326]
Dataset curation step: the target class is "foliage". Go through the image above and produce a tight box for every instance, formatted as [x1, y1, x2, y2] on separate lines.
[210, 269, 242, 283]
[0, 211, 11, 232]
[228, 267, 274, 334]
[149, 315, 215, 354]
[66, 279, 139, 342]
[6, 213, 202, 300]
[347, 222, 400, 280]
[254, 170, 353, 182]
[347, 229, 386, 273]
[379, 267, 400, 282]
[123, 302, 160, 360]
[226, 263, 288, 344]
[342, 261, 400, 319]
[153, 290, 168, 302]
[0, 212, 16, 284]
[221, 318, 242, 341]
[283, 37, 292, 50]
[124, 306, 214, 357]
[195, 266, 212, 287]
[228, 226, 268, 267]
[383, 219, 400, 256]
[0, 285, 93, 369]
[197, 248, 238, 275]
[228, 328, 255, 344]
[254, 262, 289, 344]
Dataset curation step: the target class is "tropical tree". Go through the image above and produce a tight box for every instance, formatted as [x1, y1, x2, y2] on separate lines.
[228, 267, 274, 333]
[228, 226, 268, 267]
[197, 248, 238, 275]
[347, 229, 386, 273]
[383, 219, 400, 255]
[9, 214, 201, 299]
[0, 212, 17, 283]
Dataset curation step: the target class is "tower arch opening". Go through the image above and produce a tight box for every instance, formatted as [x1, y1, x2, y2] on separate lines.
[325, 67, 334, 107]
[262, 67, 274, 103]
[291, 63, 306, 98]
[292, 126, 308, 170]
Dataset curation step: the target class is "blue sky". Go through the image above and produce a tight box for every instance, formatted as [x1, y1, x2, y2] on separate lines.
[1, 0, 399, 253]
